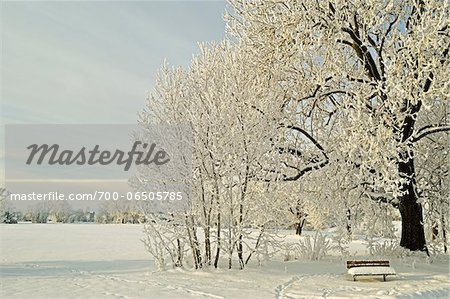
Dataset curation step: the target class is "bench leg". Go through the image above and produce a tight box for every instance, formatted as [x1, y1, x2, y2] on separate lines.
[383, 275, 386, 282]
[353, 276, 356, 281]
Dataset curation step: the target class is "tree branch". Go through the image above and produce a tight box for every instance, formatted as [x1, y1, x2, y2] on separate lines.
[362, 190, 399, 209]
[341, 27, 381, 81]
[411, 124, 450, 142]
[282, 125, 328, 157]
[275, 125, 330, 181]
[282, 159, 329, 181]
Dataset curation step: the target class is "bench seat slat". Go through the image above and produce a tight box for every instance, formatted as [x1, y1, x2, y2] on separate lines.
[348, 266, 396, 276]
[347, 260, 390, 268]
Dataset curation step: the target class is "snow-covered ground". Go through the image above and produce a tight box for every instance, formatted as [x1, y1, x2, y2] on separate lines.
[1, 224, 449, 299]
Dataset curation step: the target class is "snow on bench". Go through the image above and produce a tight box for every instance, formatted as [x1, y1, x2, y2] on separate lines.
[346, 260, 396, 281]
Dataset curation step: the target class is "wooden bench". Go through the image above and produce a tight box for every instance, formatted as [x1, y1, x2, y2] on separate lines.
[346, 260, 396, 281]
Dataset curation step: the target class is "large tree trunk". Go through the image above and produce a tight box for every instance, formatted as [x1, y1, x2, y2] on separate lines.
[398, 148, 427, 252]
[398, 198, 426, 251]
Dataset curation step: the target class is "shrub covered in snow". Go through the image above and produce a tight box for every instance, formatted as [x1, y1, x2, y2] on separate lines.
[296, 231, 334, 261]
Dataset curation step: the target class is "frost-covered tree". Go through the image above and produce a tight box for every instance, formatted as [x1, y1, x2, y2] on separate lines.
[416, 115, 449, 252]
[48, 201, 72, 223]
[0, 188, 7, 222]
[226, 0, 450, 252]
[0, 188, 16, 223]
[137, 0, 448, 270]
[137, 42, 288, 269]
[26, 202, 50, 223]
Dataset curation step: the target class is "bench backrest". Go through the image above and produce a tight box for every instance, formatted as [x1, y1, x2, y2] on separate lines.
[346, 260, 390, 269]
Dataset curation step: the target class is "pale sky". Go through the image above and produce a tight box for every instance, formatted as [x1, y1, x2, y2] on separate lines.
[1, 0, 227, 182]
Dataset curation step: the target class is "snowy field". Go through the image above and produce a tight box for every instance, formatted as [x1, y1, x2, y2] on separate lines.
[1, 224, 449, 299]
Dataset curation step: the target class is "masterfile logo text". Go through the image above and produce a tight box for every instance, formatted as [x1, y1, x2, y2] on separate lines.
[5, 124, 192, 210]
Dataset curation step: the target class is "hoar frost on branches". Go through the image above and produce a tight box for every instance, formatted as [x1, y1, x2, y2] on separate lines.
[226, 0, 449, 252]
[136, 43, 294, 269]
[138, 0, 449, 270]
